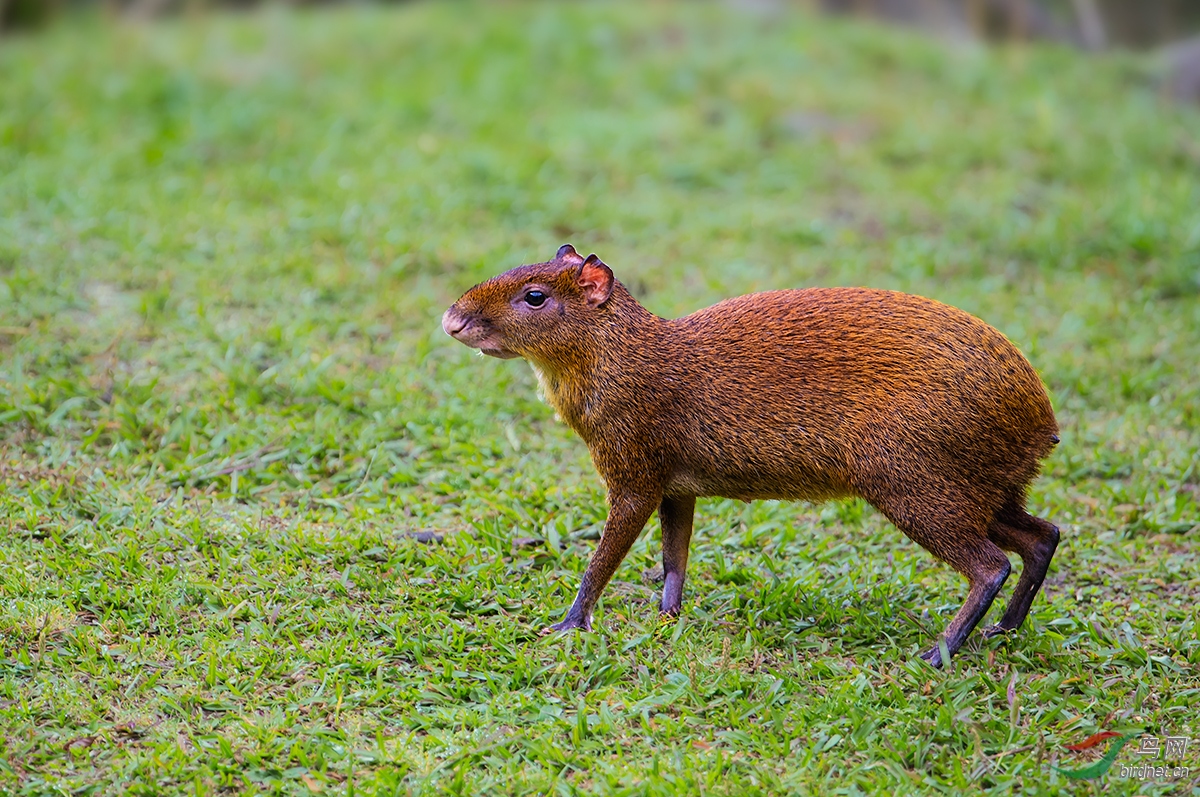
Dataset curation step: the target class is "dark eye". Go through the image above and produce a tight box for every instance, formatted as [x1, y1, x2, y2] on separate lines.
[524, 290, 547, 307]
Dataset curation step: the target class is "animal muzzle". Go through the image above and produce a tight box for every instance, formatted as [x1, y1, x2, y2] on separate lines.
[442, 307, 470, 339]
[441, 306, 519, 358]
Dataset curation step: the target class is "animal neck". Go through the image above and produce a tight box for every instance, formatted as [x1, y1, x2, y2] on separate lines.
[528, 284, 663, 440]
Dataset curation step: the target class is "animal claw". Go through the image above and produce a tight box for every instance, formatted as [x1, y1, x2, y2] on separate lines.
[543, 616, 590, 635]
[919, 646, 945, 669]
[982, 623, 1014, 639]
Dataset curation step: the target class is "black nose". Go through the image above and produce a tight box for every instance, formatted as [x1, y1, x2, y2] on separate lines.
[442, 308, 468, 337]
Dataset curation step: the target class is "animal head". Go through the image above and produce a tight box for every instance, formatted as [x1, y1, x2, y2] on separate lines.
[441, 244, 616, 363]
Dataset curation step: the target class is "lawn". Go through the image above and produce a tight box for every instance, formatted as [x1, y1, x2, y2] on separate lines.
[1, 1, 1198, 794]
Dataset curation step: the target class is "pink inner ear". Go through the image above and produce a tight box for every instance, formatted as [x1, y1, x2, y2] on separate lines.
[578, 259, 613, 305]
[557, 245, 584, 266]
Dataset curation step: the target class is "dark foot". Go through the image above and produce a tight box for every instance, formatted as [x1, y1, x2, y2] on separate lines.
[541, 614, 591, 636]
[982, 623, 1015, 639]
[919, 644, 947, 669]
[659, 572, 684, 618]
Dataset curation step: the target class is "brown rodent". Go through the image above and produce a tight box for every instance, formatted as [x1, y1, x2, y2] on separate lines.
[442, 244, 1060, 667]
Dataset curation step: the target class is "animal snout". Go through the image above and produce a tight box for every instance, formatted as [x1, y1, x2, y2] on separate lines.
[442, 308, 469, 338]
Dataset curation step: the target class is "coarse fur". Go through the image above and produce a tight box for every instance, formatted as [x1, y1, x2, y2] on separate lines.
[442, 245, 1061, 667]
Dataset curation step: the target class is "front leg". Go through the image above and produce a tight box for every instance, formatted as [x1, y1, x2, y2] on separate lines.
[547, 490, 660, 633]
[658, 494, 695, 616]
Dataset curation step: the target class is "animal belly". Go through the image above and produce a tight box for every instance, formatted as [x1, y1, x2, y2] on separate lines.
[667, 467, 849, 503]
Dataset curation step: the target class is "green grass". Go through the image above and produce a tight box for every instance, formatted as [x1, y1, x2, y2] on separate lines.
[2, 2, 1199, 794]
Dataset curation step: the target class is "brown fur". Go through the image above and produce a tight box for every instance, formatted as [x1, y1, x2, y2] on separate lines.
[442, 245, 1061, 667]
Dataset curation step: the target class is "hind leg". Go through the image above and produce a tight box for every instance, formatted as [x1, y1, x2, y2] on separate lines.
[875, 498, 1012, 668]
[983, 503, 1060, 637]
[915, 539, 1011, 668]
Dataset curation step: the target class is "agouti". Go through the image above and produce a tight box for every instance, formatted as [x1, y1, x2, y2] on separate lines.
[442, 245, 1060, 667]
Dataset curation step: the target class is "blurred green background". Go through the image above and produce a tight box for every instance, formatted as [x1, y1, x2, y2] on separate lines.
[1, 1, 1199, 795]
[6, 0, 1200, 49]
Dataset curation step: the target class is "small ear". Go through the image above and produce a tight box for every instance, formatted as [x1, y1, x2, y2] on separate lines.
[578, 254, 614, 307]
[556, 244, 584, 266]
